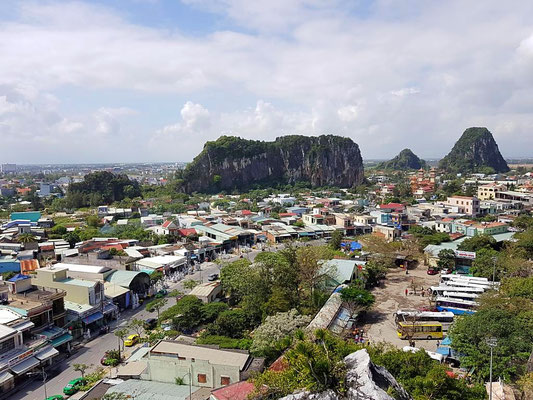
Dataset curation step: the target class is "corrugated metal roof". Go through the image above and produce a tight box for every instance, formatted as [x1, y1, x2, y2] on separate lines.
[106, 379, 202, 400]
[151, 341, 249, 369]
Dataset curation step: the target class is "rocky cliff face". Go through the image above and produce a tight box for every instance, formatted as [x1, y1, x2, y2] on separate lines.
[280, 349, 412, 400]
[376, 148, 427, 170]
[182, 135, 364, 193]
[439, 127, 509, 173]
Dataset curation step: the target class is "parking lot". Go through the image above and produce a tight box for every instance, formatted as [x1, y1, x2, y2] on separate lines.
[364, 264, 441, 351]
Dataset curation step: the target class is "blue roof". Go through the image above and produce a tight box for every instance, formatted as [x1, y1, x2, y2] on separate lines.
[8, 273, 30, 282]
[10, 211, 41, 222]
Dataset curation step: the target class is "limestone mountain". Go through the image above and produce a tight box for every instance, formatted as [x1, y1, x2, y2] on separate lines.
[439, 127, 509, 173]
[376, 148, 427, 170]
[181, 135, 364, 193]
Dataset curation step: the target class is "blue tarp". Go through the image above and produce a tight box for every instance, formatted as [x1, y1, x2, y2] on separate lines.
[8, 273, 30, 282]
[82, 311, 103, 325]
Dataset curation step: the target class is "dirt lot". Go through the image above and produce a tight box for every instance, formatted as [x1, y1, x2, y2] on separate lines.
[363, 265, 441, 351]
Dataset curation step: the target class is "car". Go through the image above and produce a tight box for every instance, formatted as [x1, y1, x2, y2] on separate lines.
[207, 273, 219, 281]
[124, 334, 140, 347]
[144, 318, 157, 330]
[155, 289, 168, 299]
[427, 268, 439, 275]
[46, 396, 65, 400]
[63, 377, 87, 395]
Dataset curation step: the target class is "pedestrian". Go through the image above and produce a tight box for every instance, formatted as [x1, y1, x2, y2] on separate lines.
[405, 288, 408, 296]
[436, 340, 440, 347]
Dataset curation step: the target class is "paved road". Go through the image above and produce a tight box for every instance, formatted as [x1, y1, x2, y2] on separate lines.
[14, 241, 322, 399]
[12, 260, 224, 400]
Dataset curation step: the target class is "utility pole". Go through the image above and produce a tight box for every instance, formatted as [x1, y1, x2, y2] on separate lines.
[42, 366, 47, 400]
[486, 337, 497, 400]
[491, 257, 497, 286]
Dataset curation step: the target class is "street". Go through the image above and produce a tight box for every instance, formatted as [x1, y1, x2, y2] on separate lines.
[12, 259, 226, 400]
[12, 240, 321, 400]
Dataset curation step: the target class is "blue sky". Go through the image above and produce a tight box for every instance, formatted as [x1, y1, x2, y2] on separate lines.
[0, 0, 532, 163]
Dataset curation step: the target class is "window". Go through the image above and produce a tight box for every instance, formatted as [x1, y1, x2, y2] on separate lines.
[221, 376, 230, 386]
[197, 374, 207, 383]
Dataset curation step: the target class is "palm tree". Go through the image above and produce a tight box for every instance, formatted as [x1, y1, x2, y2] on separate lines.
[17, 233, 36, 243]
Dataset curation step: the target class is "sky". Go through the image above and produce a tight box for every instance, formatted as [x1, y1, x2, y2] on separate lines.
[0, 0, 533, 163]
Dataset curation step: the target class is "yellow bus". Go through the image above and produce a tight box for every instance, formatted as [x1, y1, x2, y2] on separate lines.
[397, 322, 444, 340]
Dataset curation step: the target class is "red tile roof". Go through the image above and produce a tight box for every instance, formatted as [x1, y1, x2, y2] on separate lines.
[210, 381, 255, 400]
[20, 259, 39, 274]
[178, 228, 197, 237]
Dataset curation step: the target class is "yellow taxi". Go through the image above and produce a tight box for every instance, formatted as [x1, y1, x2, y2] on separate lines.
[124, 334, 140, 347]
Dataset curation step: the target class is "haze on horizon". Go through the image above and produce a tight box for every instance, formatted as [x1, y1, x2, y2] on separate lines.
[1, 0, 532, 164]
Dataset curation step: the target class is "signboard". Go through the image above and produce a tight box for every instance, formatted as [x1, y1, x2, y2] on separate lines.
[455, 250, 476, 259]
[8, 349, 33, 367]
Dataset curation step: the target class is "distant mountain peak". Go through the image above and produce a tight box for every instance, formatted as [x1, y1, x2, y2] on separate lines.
[376, 148, 427, 170]
[439, 127, 509, 173]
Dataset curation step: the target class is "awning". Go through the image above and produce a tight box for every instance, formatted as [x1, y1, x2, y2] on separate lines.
[51, 333, 73, 347]
[0, 371, 14, 385]
[10, 320, 34, 332]
[10, 356, 39, 375]
[82, 311, 103, 325]
[34, 346, 59, 362]
[103, 303, 118, 315]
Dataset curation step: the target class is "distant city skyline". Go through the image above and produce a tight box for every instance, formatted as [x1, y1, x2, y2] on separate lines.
[1, 0, 533, 163]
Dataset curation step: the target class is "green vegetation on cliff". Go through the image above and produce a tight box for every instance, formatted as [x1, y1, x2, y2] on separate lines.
[376, 148, 427, 170]
[181, 134, 364, 193]
[439, 127, 509, 174]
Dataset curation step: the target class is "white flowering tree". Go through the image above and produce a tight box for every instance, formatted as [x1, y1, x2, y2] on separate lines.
[251, 309, 311, 357]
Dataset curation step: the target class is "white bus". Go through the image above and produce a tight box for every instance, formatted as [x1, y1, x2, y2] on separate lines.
[442, 291, 479, 301]
[441, 274, 490, 284]
[442, 280, 493, 290]
[395, 310, 455, 330]
[435, 296, 477, 315]
[430, 285, 484, 296]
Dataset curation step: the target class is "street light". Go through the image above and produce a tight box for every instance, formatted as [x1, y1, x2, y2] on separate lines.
[486, 337, 497, 400]
[28, 366, 47, 400]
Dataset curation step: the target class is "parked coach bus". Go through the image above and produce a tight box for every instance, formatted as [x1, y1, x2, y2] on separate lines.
[395, 310, 454, 331]
[397, 321, 444, 340]
[435, 296, 477, 315]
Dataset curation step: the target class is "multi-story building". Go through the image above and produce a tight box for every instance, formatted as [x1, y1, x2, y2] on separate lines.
[477, 183, 505, 200]
[445, 196, 480, 217]
[135, 340, 263, 389]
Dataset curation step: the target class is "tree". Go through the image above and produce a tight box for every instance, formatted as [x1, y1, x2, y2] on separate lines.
[449, 302, 533, 381]
[329, 230, 343, 250]
[183, 279, 199, 290]
[128, 318, 145, 337]
[220, 259, 253, 304]
[436, 249, 456, 271]
[17, 233, 36, 243]
[149, 270, 164, 286]
[340, 286, 375, 317]
[470, 247, 499, 279]
[63, 231, 81, 248]
[250, 309, 311, 358]
[171, 296, 204, 332]
[114, 328, 129, 361]
[207, 309, 250, 338]
[145, 298, 167, 320]
[363, 258, 389, 288]
[73, 363, 91, 379]
[50, 225, 67, 235]
[457, 234, 497, 252]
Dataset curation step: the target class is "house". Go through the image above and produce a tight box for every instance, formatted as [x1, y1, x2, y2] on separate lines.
[138, 340, 264, 389]
[210, 381, 256, 400]
[477, 183, 505, 200]
[161, 220, 179, 235]
[189, 282, 222, 303]
[372, 225, 401, 241]
[302, 214, 325, 225]
[318, 259, 365, 288]
[445, 196, 480, 217]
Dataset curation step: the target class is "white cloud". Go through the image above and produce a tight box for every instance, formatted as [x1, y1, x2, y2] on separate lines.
[0, 0, 532, 161]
